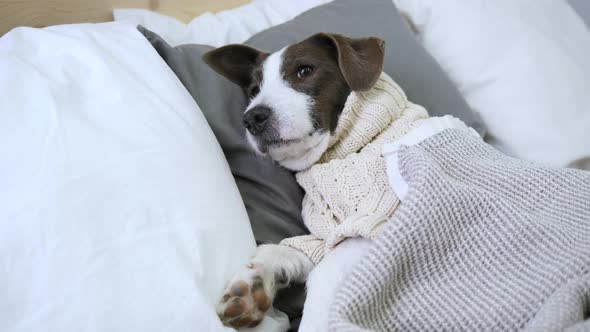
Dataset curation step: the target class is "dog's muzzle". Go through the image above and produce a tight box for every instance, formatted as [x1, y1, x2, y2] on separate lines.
[243, 106, 271, 136]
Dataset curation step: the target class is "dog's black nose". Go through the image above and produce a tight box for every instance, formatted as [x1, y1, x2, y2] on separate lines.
[243, 106, 271, 135]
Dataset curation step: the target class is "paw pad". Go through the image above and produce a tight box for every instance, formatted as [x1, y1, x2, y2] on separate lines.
[217, 271, 272, 328]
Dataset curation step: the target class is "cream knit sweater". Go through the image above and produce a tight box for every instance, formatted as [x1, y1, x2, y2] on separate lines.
[280, 73, 428, 264]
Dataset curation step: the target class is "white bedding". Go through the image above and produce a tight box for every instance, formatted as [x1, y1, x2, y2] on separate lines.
[395, 0, 590, 167]
[114, 0, 331, 46]
[0, 22, 287, 332]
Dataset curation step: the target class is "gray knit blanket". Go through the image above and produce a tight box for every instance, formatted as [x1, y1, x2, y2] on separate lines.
[328, 129, 590, 331]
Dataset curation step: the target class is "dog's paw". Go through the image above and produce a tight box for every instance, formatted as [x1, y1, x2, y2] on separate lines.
[217, 264, 273, 328]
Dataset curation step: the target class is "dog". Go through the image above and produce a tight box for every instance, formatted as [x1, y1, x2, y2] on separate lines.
[204, 32, 389, 328]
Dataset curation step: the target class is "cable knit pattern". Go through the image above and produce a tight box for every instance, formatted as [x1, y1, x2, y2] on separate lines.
[328, 129, 590, 331]
[280, 73, 428, 264]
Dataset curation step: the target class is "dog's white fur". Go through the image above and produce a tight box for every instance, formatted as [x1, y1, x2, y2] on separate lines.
[218, 47, 336, 327]
[244, 48, 330, 171]
[269, 132, 331, 171]
[245, 48, 313, 145]
[219, 47, 359, 330]
[216, 244, 314, 322]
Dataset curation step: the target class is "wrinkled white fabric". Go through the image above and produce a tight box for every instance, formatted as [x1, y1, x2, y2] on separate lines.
[395, 0, 590, 167]
[114, 0, 332, 46]
[0, 22, 288, 332]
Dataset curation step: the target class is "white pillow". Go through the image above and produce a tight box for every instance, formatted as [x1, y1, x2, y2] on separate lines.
[0, 22, 287, 332]
[395, 0, 590, 167]
[113, 0, 331, 46]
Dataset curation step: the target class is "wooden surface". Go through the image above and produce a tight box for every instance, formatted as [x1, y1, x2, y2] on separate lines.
[0, 0, 250, 35]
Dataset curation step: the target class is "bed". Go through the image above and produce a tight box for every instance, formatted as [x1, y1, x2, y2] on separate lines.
[1, 1, 589, 332]
[0, 2, 299, 332]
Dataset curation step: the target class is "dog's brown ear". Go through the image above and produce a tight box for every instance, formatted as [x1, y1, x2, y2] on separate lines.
[310, 33, 385, 91]
[203, 45, 269, 87]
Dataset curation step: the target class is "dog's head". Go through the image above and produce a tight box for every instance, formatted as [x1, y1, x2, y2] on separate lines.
[203, 33, 385, 171]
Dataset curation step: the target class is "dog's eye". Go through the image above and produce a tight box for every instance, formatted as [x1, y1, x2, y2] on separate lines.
[249, 86, 260, 97]
[296, 65, 314, 79]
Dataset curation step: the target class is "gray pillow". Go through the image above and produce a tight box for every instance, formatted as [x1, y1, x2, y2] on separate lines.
[139, 43, 309, 247]
[140, 0, 485, 244]
[139, 0, 485, 325]
[569, 0, 590, 27]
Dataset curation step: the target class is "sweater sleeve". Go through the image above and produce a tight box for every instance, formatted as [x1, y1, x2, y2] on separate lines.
[295, 152, 400, 255]
[278, 192, 334, 265]
[282, 97, 428, 264]
[280, 234, 326, 265]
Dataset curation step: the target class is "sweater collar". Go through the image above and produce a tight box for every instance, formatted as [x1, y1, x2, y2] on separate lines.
[320, 73, 406, 162]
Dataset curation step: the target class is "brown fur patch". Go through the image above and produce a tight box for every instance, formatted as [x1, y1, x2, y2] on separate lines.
[281, 36, 350, 132]
[202, 44, 268, 90]
[281, 33, 385, 132]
